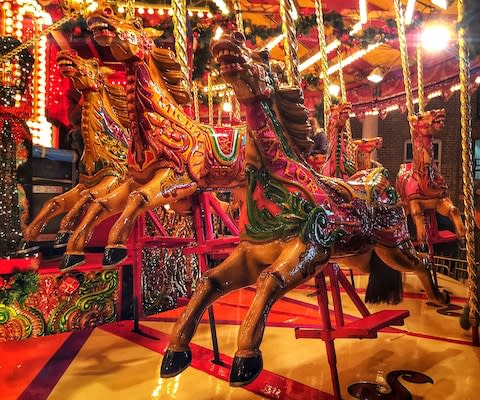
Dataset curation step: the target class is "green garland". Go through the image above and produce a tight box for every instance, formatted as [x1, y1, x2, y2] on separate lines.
[0, 271, 39, 305]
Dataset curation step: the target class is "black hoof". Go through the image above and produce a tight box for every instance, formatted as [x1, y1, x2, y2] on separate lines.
[160, 349, 192, 378]
[60, 254, 85, 271]
[54, 231, 72, 248]
[460, 304, 471, 330]
[458, 238, 467, 251]
[16, 241, 39, 256]
[229, 354, 263, 387]
[102, 247, 127, 268]
[442, 290, 451, 305]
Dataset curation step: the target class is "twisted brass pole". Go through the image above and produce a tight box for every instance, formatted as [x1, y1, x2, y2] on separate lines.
[232, 0, 243, 121]
[125, 0, 135, 20]
[314, 0, 330, 129]
[393, 0, 415, 136]
[417, 43, 424, 114]
[172, 0, 190, 91]
[208, 73, 214, 126]
[192, 82, 200, 122]
[458, 0, 479, 337]
[337, 49, 353, 158]
[279, 0, 300, 87]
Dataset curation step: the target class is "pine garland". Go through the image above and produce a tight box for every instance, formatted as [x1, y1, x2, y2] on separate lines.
[0, 271, 39, 305]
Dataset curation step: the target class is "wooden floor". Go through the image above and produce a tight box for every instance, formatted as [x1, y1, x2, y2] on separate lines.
[1, 272, 478, 400]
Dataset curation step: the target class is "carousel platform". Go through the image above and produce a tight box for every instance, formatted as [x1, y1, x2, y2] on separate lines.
[0, 272, 477, 400]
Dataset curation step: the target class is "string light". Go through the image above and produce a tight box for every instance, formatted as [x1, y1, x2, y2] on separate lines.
[212, 0, 229, 15]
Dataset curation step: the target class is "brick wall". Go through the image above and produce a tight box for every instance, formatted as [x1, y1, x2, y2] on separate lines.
[350, 90, 480, 209]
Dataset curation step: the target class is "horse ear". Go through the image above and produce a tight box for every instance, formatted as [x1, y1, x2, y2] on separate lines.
[408, 114, 419, 123]
[144, 27, 163, 39]
[99, 66, 115, 78]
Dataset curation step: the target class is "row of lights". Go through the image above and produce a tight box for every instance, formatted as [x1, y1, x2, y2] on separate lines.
[356, 76, 480, 118]
[117, 6, 214, 18]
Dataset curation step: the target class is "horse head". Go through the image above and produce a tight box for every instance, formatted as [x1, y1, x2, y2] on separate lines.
[410, 108, 446, 137]
[57, 50, 113, 92]
[87, 6, 161, 62]
[328, 102, 352, 130]
[212, 32, 276, 103]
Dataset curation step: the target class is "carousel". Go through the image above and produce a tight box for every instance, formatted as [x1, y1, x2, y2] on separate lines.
[0, 0, 479, 399]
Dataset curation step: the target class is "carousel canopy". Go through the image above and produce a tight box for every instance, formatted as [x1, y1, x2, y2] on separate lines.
[42, 0, 480, 120]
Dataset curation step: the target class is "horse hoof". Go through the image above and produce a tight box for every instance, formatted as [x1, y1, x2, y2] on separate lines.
[54, 231, 72, 248]
[440, 290, 450, 305]
[60, 254, 85, 271]
[229, 354, 263, 387]
[16, 241, 39, 256]
[460, 304, 471, 330]
[418, 243, 429, 253]
[458, 238, 467, 251]
[160, 349, 192, 378]
[102, 247, 127, 268]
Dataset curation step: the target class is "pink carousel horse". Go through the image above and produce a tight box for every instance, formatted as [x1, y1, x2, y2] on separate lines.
[396, 110, 466, 251]
[60, 7, 246, 269]
[160, 32, 449, 387]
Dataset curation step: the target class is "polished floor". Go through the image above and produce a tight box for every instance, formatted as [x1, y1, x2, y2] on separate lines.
[1, 272, 478, 400]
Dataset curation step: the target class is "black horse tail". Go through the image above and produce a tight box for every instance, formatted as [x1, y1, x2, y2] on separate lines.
[365, 251, 403, 304]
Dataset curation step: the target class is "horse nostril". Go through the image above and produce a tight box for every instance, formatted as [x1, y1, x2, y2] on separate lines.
[103, 7, 113, 16]
[231, 31, 245, 44]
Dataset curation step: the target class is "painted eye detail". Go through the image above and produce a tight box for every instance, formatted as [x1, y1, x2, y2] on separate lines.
[103, 7, 113, 16]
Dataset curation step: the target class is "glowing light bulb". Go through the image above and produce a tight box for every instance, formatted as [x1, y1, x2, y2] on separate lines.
[421, 23, 451, 52]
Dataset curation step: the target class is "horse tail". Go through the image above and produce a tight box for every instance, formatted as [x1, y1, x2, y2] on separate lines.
[365, 251, 403, 304]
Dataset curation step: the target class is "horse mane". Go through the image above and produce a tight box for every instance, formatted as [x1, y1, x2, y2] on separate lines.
[150, 47, 191, 106]
[103, 81, 131, 129]
[273, 86, 314, 155]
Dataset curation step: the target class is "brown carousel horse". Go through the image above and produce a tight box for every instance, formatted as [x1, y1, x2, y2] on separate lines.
[352, 136, 383, 170]
[396, 110, 466, 251]
[17, 50, 130, 255]
[160, 32, 449, 387]
[60, 8, 246, 269]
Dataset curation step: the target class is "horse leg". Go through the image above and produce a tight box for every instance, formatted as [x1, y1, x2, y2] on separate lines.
[374, 243, 449, 305]
[231, 239, 330, 386]
[103, 169, 197, 267]
[410, 201, 428, 251]
[436, 197, 466, 248]
[55, 176, 121, 248]
[60, 178, 136, 270]
[18, 184, 86, 254]
[161, 240, 283, 378]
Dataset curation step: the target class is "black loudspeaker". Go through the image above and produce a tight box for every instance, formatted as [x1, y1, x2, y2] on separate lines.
[30, 147, 77, 241]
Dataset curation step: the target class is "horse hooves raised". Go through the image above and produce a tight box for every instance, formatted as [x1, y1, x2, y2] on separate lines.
[160, 349, 192, 378]
[16, 241, 40, 256]
[54, 231, 72, 248]
[460, 305, 471, 330]
[60, 253, 85, 271]
[229, 354, 263, 387]
[102, 247, 127, 268]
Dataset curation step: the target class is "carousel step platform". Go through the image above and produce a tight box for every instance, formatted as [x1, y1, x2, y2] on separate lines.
[295, 309, 409, 340]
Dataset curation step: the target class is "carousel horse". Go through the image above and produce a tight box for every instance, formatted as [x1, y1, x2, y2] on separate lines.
[17, 50, 130, 255]
[352, 136, 383, 170]
[319, 102, 356, 179]
[160, 32, 449, 387]
[396, 110, 466, 251]
[60, 8, 246, 269]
